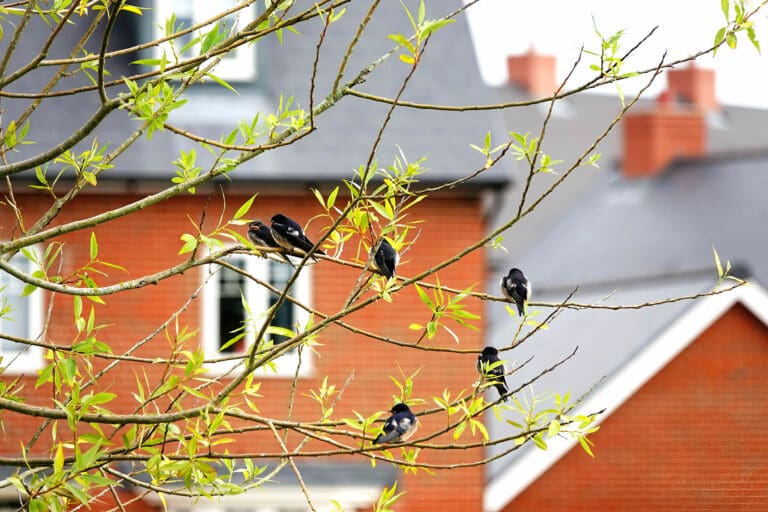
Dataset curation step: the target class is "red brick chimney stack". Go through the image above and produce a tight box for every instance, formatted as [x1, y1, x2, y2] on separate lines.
[621, 62, 714, 179]
[622, 98, 706, 179]
[666, 62, 719, 112]
[506, 48, 557, 98]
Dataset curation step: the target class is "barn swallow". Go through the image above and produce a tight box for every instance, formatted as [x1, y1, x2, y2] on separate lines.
[248, 220, 294, 266]
[372, 403, 418, 445]
[270, 213, 325, 258]
[248, 220, 279, 248]
[500, 268, 531, 317]
[477, 346, 508, 402]
[369, 238, 399, 279]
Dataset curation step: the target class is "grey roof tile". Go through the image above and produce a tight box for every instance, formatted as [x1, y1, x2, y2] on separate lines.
[4, 2, 510, 188]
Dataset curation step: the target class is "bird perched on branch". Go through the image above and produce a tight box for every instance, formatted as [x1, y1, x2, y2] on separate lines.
[248, 220, 294, 265]
[248, 220, 279, 248]
[369, 238, 399, 279]
[270, 213, 325, 259]
[372, 403, 418, 445]
[477, 346, 508, 402]
[500, 267, 530, 317]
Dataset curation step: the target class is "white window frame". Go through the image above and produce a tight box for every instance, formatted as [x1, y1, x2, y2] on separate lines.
[151, 483, 387, 511]
[152, 1, 258, 82]
[201, 253, 312, 378]
[0, 249, 44, 374]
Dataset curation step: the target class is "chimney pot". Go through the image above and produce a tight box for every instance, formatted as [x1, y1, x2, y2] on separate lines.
[506, 48, 557, 98]
[666, 62, 718, 112]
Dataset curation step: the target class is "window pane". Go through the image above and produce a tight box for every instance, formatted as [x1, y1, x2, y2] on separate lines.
[268, 261, 294, 344]
[185, 0, 242, 60]
[218, 257, 246, 353]
[0, 254, 29, 354]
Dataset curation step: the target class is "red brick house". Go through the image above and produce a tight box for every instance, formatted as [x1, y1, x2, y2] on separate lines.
[485, 52, 768, 510]
[0, 2, 508, 511]
[486, 284, 768, 510]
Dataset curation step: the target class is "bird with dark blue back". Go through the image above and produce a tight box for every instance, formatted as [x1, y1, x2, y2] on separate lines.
[372, 403, 418, 445]
[270, 213, 325, 258]
[249, 220, 295, 266]
[477, 346, 509, 402]
[500, 268, 531, 317]
[369, 238, 399, 279]
[248, 220, 279, 248]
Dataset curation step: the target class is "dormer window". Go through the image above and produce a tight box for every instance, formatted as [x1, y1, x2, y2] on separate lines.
[152, 1, 258, 82]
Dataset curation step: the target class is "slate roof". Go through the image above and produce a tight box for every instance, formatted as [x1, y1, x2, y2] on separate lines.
[487, 84, 768, 261]
[2, 1, 509, 188]
[494, 151, 768, 291]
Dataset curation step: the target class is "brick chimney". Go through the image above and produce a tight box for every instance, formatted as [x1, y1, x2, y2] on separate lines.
[622, 97, 706, 179]
[506, 48, 556, 97]
[666, 62, 718, 112]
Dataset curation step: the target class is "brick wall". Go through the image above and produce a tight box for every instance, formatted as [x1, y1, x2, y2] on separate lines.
[505, 303, 768, 510]
[1, 189, 487, 511]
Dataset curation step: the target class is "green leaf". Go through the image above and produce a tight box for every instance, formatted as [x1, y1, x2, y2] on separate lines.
[713, 27, 726, 55]
[471, 418, 490, 442]
[386, 33, 414, 53]
[713, 246, 724, 278]
[532, 433, 548, 450]
[311, 188, 325, 209]
[578, 435, 595, 457]
[453, 420, 467, 441]
[53, 444, 64, 474]
[233, 195, 257, 220]
[326, 186, 339, 210]
[89, 232, 98, 260]
[120, 3, 143, 15]
[82, 171, 97, 186]
[420, 19, 455, 39]
[73, 295, 83, 320]
[87, 392, 116, 406]
[547, 419, 560, 438]
[414, 284, 434, 310]
[266, 325, 296, 340]
[131, 58, 162, 66]
[329, 7, 346, 23]
[747, 26, 761, 54]
[369, 200, 393, 221]
[200, 26, 220, 54]
[400, 0, 417, 33]
[721, 0, 730, 20]
[426, 321, 437, 339]
[178, 234, 198, 255]
[204, 72, 238, 94]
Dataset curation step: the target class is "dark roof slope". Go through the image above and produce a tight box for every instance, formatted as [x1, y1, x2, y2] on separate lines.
[2, 2, 508, 188]
[502, 151, 768, 290]
[488, 85, 768, 261]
